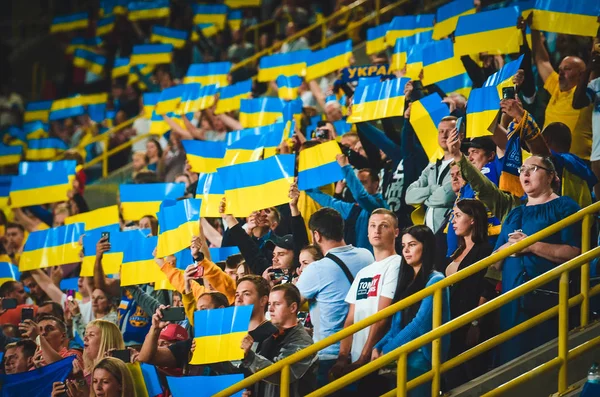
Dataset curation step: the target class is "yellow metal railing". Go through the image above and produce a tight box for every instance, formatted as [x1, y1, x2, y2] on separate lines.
[216, 201, 600, 396]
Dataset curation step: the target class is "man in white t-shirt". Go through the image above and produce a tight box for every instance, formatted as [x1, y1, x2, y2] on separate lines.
[330, 209, 401, 394]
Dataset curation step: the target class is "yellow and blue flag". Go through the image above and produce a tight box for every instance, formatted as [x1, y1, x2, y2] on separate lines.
[96, 14, 115, 36]
[120, 234, 173, 288]
[50, 13, 89, 34]
[129, 64, 156, 90]
[143, 92, 160, 117]
[167, 374, 245, 397]
[10, 160, 72, 206]
[404, 42, 428, 80]
[24, 100, 52, 123]
[239, 97, 284, 128]
[191, 23, 219, 41]
[184, 62, 231, 87]
[130, 44, 173, 65]
[0, 175, 10, 211]
[305, 40, 352, 82]
[128, 0, 170, 21]
[276, 75, 302, 101]
[366, 23, 390, 55]
[155, 85, 185, 115]
[432, 0, 476, 40]
[226, 123, 286, 147]
[386, 14, 434, 47]
[18, 159, 76, 177]
[156, 199, 201, 257]
[436, 72, 472, 99]
[454, 6, 521, 56]
[332, 119, 353, 135]
[297, 140, 343, 191]
[149, 110, 173, 135]
[81, 93, 109, 107]
[73, 49, 107, 75]
[258, 51, 309, 82]
[179, 83, 218, 114]
[150, 26, 188, 49]
[218, 154, 295, 216]
[112, 57, 130, 79]
[25, 137, 68, 160]
[66, 37, 103, 54]
[390, 31, 433, 72]
[120, 183, 186, 221]
[189, 306, 253, 364]
[215, 79, 252, 114]
[209, 246, 241, 263]
[1, 356, 77, 397]
[49, 97, 85, 121]
[466, 86, 500, 138]
[182, 140, 226, 173]
[4, 127, 25, 148]
[282, 99, 303, 126]
[196, 172, 225, 218]
[225, 0, 261, 7]
[0, 145, 22, 166]
[348, 78, 409, 123]
[0, 262, 20, 286]
[228, 10, 243, 31]
[532, 0, 599, 37]
[140, 363, 164, 397]
[421, 39, 466, 87]
[483, 54, 524, 97]
[193, 4, 228, 29]
[20, 223, 84, 271]
[223, 134, 265, 166]
[410, 93, 450, 161]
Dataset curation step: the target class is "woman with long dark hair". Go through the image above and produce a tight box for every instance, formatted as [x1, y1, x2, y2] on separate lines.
[372, 225, 450, 397]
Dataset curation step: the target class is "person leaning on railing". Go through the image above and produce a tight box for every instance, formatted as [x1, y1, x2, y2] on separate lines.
[447, 126, 582, 365]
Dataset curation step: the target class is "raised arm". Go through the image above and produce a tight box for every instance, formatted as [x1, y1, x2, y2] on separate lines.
[572, 65, 594, 110]
[306, 189, 355, 219]
[163, 114, 195, 140]
[93, 236, 121, 297]
[530, 28, 554, 83]
[339, 157, 388, 213]
[30, 270, 64, 303]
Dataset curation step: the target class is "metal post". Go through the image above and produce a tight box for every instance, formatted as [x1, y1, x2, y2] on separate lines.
[431, 289, 442, 396]
[375, 0, 381, 25]
[580, 214, 591, 327]
[558, 271, 569, 393]
[281, 364, 290, 397]
[397, 353, 408, 396]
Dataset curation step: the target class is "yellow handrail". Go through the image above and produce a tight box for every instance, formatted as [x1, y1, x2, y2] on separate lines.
[215, 201, 600, 396]
[245, 19, 279, 50]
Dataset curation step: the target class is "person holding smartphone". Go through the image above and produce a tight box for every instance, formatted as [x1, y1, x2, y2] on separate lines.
[0, 281, 38, 326]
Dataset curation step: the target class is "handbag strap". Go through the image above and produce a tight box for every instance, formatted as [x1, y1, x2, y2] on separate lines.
[326, 253, 354, 284]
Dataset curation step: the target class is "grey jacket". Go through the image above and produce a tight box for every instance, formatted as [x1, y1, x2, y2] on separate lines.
[241, 323, 318, 397]
[405, 159, 456, 233]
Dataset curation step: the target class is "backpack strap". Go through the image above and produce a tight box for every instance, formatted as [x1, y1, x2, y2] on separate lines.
[326, 253, 354, 284]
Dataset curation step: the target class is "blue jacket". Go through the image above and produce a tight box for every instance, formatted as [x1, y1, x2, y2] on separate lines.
[375, 271, 450, 362]
[307, 164, 389, 252]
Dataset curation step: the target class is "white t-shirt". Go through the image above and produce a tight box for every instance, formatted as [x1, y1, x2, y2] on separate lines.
[60, 294, 93, 327]
[345, 254, 401, 362]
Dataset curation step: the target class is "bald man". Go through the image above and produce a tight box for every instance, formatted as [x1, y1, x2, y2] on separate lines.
[531, 22, 592, 160]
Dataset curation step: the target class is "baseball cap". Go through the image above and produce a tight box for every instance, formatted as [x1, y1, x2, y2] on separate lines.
[466, 137, 496, 154]
[266, 234, 294, 250]
[159, 324, 189, 342]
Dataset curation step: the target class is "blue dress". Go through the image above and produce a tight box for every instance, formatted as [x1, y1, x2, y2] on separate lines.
[495, 196, 581, 364]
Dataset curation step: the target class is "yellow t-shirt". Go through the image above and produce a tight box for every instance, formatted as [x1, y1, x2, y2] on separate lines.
[544, 72, 593, 160]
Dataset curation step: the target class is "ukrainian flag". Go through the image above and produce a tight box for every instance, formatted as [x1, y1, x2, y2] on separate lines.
[254, 125, 286, 159]
[182, 140, 226, 173]
[24, 100, 52, 123]
[193, 4, 228, 29]
[454, 6, 522, 56]
[179, 83, 218, 114]
[49, 97, 85, 121]
[120, 182, 186, 221]
[128, 64, 155, 89]
[532, 0, 599, 37]
[282, 99, 303, 126]
[390, 31, 432, 72]
[305, 40, 352, 82]
[25, 138, 68, 160]
[276, 75, 302, 101]
[332, 119, 352, 135]
[120, 234, 173, 288]
[218, 154, 294, 216]
[4, 127, 25, 148]
[297, 140, 343, 191]
[466, 86, 500, 138]
[112, 57, 130, 79]
[404, 42, 427, 80]
[226, 122, 286, 146]
[209, 246, 241, 263]
[149, 110, 172, 135]
[196, 172, 225, 218]
[366, 23, 390, 55]
[432, 0, 476, 40]
[50, 13, 89, 34]
[10, 161, 72, 207]
[258, 51, 309, 82]
[73, 49, 106, 75]
[0, 144, 22, 166]
[385, 14, 434, 47]
[225, 0, 261, 7]
[156, 199, 200, 257]
[150, 26, 188, 49]
[410, 93, 450, 162]
[228, 10, 242, 31]
[239, 97, 284, 128]
[484, 54, 524, 97]
[184, 62, 231, 88]
[215, 79, 252, 114]
[155, 85, 185, 115]
[0, 262, 20, 286]
[191, 24, 219, 41]
[20, 223, 84, 271]
[0, 175, 10, 211]
[128, 0, 170, 21]
[347, 78, 409, 124]
[81, 93, 108, 107]
[223, 134, 264, 166]
[66, 37, 103, 54]
[87, 102, 107, 124]
[421, 39, 466, 87]
[436, 72, 472, 99]
[190, 306, 253, 365]
[167, 374, 245, 396]
[142, 92, 160, 117]
[130, 44, 173, 65]
[96, 14, 115, 36]
[18, 160, 76, 177]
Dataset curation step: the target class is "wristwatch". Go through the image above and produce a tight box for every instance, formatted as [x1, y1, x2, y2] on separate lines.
[471, 320, 479, 327]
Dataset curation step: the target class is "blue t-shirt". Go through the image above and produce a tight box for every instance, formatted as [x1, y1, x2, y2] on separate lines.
[296, 245, 375, 359]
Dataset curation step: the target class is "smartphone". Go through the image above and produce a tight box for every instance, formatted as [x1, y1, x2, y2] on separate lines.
[66, 290, 76, 301]
[193, 265, 204, 279]
[110, 349, 131, 363]
[456, 116, 464, 134]
[297, 312, 308, 326]
[161, 307, 186, 322]
[502, 86, 516, 100]
[101, 231, 110, 243]
[2, 298, 17, 310]
[269, 268, 285, 280]
[21, 307, 34, 322]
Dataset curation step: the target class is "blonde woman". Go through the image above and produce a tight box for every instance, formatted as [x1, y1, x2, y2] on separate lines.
[83, 320, 125, 382]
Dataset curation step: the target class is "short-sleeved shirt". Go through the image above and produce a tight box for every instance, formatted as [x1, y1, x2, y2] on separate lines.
[345, 254, 401, 362]
[544, 71, 593, 160]
[586, 77, 600, 161]
[296, 245, 374, 359]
